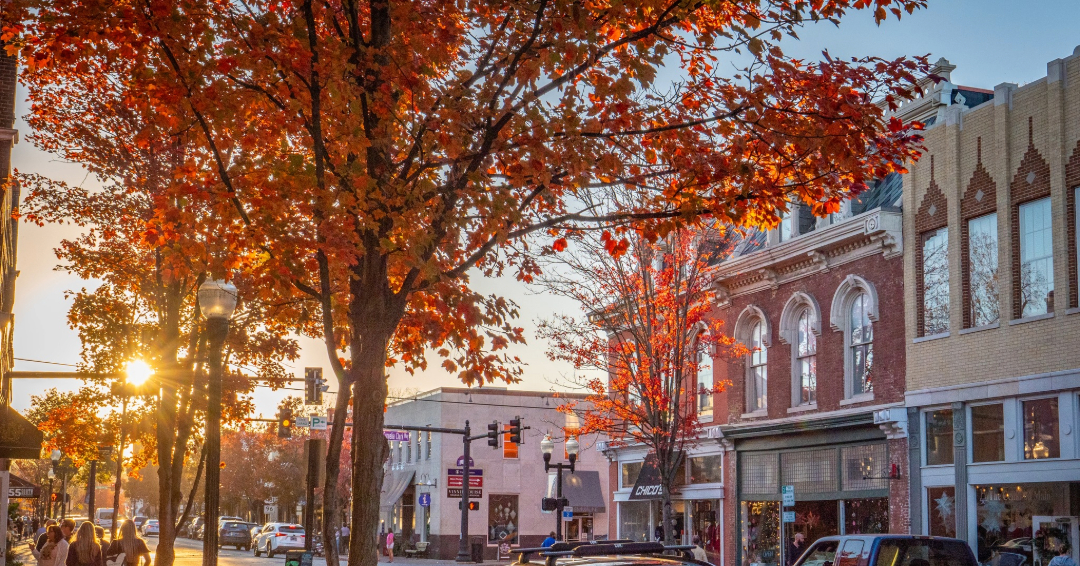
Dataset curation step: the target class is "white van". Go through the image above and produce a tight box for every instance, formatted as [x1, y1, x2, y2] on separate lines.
[95, 509, 116, 529]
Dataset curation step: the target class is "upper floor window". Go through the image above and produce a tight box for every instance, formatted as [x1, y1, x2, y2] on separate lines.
[967, 213, 1000, 327]
[850, 292, 874, 395]
[970, 403, 1004, 463]
[748, 320, 768, 412]
[924, 409, 954, 466]
[406, 433, 413, 463]
[503, 424, 519, 459]
[921, 227, 950, 335]
[425, 431, 432, 460]
[1018, 197, 1054, 317]
[696, 332, 714, 423]
[796, 308, 817, 406]
[1022, 397, 1059, 460]
[621, 461, 643, 489]
[778, 209, 795, 242]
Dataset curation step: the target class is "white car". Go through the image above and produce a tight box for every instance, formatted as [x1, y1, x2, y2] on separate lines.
[253, 523, 305, 558]
[141, 519, 160, 536]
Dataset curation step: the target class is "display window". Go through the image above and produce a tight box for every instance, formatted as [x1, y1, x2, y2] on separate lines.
[975, 482, 1080, 565]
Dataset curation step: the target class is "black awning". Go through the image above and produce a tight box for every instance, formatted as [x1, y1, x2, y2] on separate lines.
[0, 405, 44, 460]
[546, 470, 606, 513]
[629, 453, 664, 500]
[9, 474, 40, 499]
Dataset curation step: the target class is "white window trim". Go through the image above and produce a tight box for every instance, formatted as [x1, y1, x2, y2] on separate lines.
[1016, 393, 1066, 462]
[920, 226, 950, 336]
[966, 401, 1007, 465]
[921, 406, 955, 468]
[830, 275, 879, 400]
[693, 324, 715, 424]
[734, 305, 772, 414]
[779, 292, 822, 408]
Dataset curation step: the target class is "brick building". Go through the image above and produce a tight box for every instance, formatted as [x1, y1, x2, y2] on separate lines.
[903, 46, 1080, 564]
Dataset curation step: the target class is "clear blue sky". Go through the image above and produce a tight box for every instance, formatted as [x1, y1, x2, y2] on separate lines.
[10, 0, 1080, 414]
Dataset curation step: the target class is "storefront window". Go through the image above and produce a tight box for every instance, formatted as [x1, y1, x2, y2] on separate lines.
[622, 461, 643, 489]
[971, 404, 1005, 463]
[927, 486, 956, 538]
[487, 494, 518, 546]
[925, 409, 954, 466]
[741, 501, 780, 566]
[843, 498, 889, 534]
[975, 482, 1080, 563]
[1023, 398, 1059, 460]
[690, 455, 723, 484]
[691, 500, 722, 563]
[784, 500, 839, 550]
[619, 501, 653, 542]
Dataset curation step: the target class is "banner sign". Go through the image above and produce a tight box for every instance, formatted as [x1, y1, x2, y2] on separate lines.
[9, 486, 38, 499]
[384, 430, 411, 442]
[446, 487, 482, 498]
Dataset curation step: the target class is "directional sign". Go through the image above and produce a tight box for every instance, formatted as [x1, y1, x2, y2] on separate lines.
[311, 416, 327, 430]
[384, 430, 411, 442]
[782, 485, 795, 507]
[782, 511, 796, 523]
[562, 507, 574, 520]
[418, 493, 431, 507]
[447, 487, 482, 498]
[447, 468, 484, 476]
[296, 417, 311, 428]
[447, 475, 483, 488]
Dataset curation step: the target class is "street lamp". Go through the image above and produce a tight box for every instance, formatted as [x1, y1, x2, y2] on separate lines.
[198, 278, 237, 566]
[110, 360, 155, 538]
[50, 449, 73, 520]
[541, 434, 578, 541]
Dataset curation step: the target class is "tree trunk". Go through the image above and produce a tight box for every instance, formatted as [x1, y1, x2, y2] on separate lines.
[661, 491, 674, 545]
[322, 377, 351, 566]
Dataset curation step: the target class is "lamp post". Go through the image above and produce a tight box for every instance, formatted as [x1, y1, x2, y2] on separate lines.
[198, 279, 237, 566]
[50, 449, 73, 520]
[47, 467, 55, 518]
[111, 360, 153, 538]
[541, 434, 578, 541]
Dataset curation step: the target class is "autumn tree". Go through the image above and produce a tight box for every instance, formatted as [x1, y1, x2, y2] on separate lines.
[5, 1, 933, 564]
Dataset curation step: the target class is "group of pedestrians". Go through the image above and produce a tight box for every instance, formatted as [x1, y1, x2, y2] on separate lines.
[28, 518, 152, 566]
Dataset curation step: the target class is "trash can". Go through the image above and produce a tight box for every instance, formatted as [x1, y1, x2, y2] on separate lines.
[471, 540, 484, 563]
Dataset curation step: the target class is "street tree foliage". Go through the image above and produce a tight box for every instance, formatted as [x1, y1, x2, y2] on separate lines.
[4, 0, 932, 563]
[538, 224, 741, 543]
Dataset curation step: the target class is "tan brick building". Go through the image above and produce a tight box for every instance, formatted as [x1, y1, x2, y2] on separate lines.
[903, 46, 1080, 563]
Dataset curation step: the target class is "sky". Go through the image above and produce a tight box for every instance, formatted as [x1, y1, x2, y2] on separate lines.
[9, 0, 1080, 417]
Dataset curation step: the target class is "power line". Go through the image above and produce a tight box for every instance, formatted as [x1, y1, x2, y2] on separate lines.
[14, 357, 80, 367]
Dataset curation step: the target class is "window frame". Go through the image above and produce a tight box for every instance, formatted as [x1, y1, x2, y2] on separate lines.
[795, 307, 818, 406]
[735, 305, 771, 415]
[694, 328, 715, 423]
[748, 319, 768, 413]
[966, 212, 1000, 328]
[780, 292, 821, 410]
[967, 401, 1005, 464]
[830, 275, 878, 402]
[920, 226, 951, 336]
[922, 407, 955, 467]
[1017, 196, 1055, 318]
[1019, 395, 1061, 461]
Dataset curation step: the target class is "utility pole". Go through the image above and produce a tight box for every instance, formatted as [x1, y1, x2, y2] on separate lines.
[87, 459, 97, 524]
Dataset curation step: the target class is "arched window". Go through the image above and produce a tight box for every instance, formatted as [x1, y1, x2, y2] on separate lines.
[850, 292, 874, 395]
[748, 320, 768, 412]
[696, 332, 714, 423]
[796, 308, 817, 405]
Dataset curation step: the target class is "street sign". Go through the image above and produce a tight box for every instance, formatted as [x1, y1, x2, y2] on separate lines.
[562, 507, 574, 520]
[418, 493, 431, 507]
[296, 417, 311, 428]
[311, 415, 327, 430]
[447, 487, 482, 498]
[456, 455, 475, 467]
[447, 468, 483, 487]
[384, 430, 410, 442]
[782, 485, 795, 507]
[447, 468, 483, 476]
[783, 511, 796, 523]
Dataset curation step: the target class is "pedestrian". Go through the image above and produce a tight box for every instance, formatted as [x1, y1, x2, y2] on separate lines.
[786, 533, 807, 566]
[690, 536, 707, 561]
[37, 520, 58, 552]
[340, 523, 350, 553]
[61, 519, 76, 543]
[94, 527, 108, 563]
[385, 531, 395, 563]
[106, 520, 151, 566]
[30, 525, 68, 566]
[16, 517, 24, 540]
[32, 518, 41, 538]
[1049, 546, 1077, 566]
[541, 532, 556, 548]
[66, 522, 103, 566]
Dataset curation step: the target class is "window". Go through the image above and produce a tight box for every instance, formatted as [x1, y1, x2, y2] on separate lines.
[395, 441, 402, 464]
[922, 227, 949, 335]
[406, 434, 412, 463]
[779, 209, 794, 242]
[1075, 187, 1080, 299]
[487, 495, 519, 546]
[689, 454, 723, 484]
[850, 293, 873, 395]
[749, 320, 768, 412]
[971, 404, 1004, 463]
[1022, 398, 1059, 460]
[924, 409, 954, 466]
[796, 308, 817, 405]
[1019, 198, 1054, 317]
[425, 431, 432, 460]
[927, 486, 957, 537]
[696, 334, 714, 422]
[968, 214, 1000, 326]
[621, 461, 643, 489]
[502, 425, 518, 459]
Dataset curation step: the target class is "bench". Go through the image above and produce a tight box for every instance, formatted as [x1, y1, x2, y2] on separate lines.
[404, 542, 429, 558]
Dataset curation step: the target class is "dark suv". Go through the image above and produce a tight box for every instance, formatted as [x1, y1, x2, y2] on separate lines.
[219, 521, 252, 551]
[792, 535, 978, 566]
[513, 541, 708, 566]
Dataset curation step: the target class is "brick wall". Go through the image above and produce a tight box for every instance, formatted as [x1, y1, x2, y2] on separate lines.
[958, 139, 998, 329]
[0, 44, 14, 181]
[913, 157, 948, 337]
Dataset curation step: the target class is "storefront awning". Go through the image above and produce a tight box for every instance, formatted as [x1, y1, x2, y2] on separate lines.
[379, 470, 414, 510]
[547, 470, 606, 513]
[9, 475, 40, 499]
[629, 453, 665, 500]
[0, 405, 44, 459]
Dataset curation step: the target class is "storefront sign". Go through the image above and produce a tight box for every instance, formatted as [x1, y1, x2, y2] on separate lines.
[628, 453, 668, 500]
[384, 430, 411, 442]
[9, 486, 38, 499]
[447, 487, 482, 498]
[782, 485, 795, 507]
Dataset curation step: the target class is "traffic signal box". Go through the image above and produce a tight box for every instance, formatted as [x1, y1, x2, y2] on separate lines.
[487, 421, 499, 448]
[278, 408, 294, 438]
[508, 418, 522, 444]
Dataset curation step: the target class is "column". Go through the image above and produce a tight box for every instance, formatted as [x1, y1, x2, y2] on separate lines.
[952, 402, 968, 544]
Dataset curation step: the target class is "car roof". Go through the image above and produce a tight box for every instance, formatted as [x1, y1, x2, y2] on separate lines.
[809, 535, 968, 544]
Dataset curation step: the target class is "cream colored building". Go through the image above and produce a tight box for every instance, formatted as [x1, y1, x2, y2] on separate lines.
[902, 47, 1080, 563]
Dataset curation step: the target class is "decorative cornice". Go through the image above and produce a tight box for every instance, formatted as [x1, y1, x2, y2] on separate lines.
[0, 128, 17, 144]
[713, 208, 903, 303]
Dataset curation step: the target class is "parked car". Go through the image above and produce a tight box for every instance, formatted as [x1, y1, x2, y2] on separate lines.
[132, 516, 148, 530]
[250, 523, 265, 541]
[219, 521, 253, 551]
[184, 517, 204, 539]
[985, 538, 1033, 566]
[792, 535, 978, 566]
[253, 523, 306, 558]
[140, 519, 160, 537]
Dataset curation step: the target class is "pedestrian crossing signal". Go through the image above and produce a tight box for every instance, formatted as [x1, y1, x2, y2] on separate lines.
[459, 501, 479, 511]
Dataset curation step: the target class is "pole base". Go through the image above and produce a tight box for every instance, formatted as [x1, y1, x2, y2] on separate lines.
[455, 553, 472, 563]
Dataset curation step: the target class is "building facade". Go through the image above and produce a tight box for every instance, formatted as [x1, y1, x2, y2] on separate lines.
[904, 46, 1080, 566]
[381, 387, 609, 560]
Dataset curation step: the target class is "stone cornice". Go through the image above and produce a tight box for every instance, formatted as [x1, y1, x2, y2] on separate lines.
[0, 129, 18, 143]
[712, 208, 902, 307]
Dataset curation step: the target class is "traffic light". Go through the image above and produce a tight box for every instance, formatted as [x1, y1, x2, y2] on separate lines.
[508, 417, 522, 444]
[304, 367, 324, 405]
[541, 497, 557, 511]
[458, 501, 480, 511]
[278, 408, 293, 438]
[486, 421, 499, 448]
[50, 493, 58, 503]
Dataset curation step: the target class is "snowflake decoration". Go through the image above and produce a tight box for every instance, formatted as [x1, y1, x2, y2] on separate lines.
[981, 499, 1007, 534]
[935, 492, 954, 521]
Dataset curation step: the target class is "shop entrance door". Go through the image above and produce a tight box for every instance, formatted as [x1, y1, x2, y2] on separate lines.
[1032, 516, 1079, 566]
[565, 515, 594, 541]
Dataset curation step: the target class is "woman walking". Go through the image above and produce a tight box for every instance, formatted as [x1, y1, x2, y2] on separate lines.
[66, 522, 103, 566]
[29, 526, 68, 566]
[106, 520, 151, 566]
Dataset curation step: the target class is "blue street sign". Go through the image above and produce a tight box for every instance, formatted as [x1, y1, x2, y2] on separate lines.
[562, 507, 574, 520]
[418, 493, 431, 507]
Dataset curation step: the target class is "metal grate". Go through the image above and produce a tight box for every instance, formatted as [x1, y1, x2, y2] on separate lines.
[740, 452, 778, 495]
[841, 443, 889, 491]
[780, 448, 838, 493]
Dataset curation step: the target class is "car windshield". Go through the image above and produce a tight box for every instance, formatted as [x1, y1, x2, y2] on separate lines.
[875, 539, 973, 566]
[796, 541, 839, 566]
[224, 523, 244, 529]
[280, 526, 304, 533]
[987, 551, 1027, 566]
[147, 520, 158, 525]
